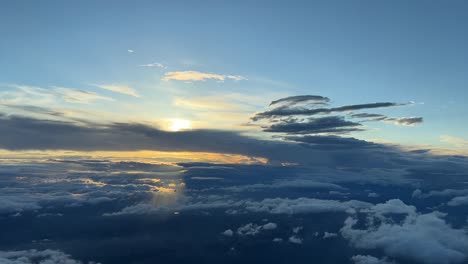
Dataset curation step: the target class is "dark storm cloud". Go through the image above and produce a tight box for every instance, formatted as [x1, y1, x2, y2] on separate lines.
[264, 116, 363, 134]
[0, 113, 432, 169]
[269, 95, 330, 107]
[0, 114, 338, 165]
[252, 101, 405, 121]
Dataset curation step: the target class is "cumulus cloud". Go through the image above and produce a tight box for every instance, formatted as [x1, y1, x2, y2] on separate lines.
[222, 229, 234, 236]
[351, 255, 394, 264]
[92, 84, 140, 97]
[162, 71, 246, 82]
[322, 232, 338, 239]
[0, 249, 98, 264]
[288, 235, 303, 244]
[447, 195, 468, 207]
[341, 199, 468, 264]
[244, 197, 372, 215]
[235, 222, 277, 236]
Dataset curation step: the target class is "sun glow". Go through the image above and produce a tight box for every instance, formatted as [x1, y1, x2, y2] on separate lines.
[168, 119, 191, 132]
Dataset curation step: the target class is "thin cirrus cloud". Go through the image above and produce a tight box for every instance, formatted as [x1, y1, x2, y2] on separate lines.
[92, 84, 140, 98]
[52, 86, 114, 103]
[162, 71, 247, 82]
[3, 84, 113, 104]
[140, 62, 166, 68]
[440, 135, 468, 147]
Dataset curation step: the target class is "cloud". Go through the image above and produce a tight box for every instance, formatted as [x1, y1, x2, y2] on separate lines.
[244, 197, 372, 215]
[173, 96, 245, 111]
[269, 95, 330, 107]
[288, 235, 303, 244]
[0, 249, 97, 264]
[222, 229, 234, 236]
[351, 255, 395, 264]
[341, 199, 468, 264]
[284, 135, 375, 149]
[52, 87, 114, 103]
[4, 84, 113, 104]
[447, 195, 468, 206]
[352, 113, 423, 126]
[252, 101, 406, 121]
[127, 49, 134, 53]
[92, 84, 140, 97]
[264, 116, 363, 134]
[385, 117, 423, 126]
[323, 232, 338, 239]
[140, 62, 166, 68]
[441, 135, 468, 148]
[162, 71, 246, 82]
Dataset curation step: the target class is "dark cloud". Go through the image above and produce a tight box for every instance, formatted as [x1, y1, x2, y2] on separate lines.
[253, 101, 405, 121]
[351, 113, 387, 119]
[264, 116, 363, 134]
[284, 135, 375, 148]
[269, 95, 330, 107]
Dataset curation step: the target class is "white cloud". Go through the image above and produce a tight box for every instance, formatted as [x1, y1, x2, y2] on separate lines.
[323, 232, 338, 239]
[341, 199, 468, 264]
[222, 229, 234, 236]
[140, 62, 166, 68]
[244, 197, 372, 215]
[237, 223, 263, 236]
[4, 84, 113, 104]
[92, 84, 140, 97]
[162, 71, 247, 82]
[262, 222, 277, 230]
[236, 222, 277, 236]
[441, 135, 468, 148]
[288, 235, 303, 244]
[0, 249, 98, 264]
[127, 49, 134, 53]
[412, 188, 468, 199]
[351, 255, 395, 264]
[447, 195, 468, 207]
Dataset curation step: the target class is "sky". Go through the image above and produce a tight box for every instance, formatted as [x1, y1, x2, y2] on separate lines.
[3, 2, 468, 264]
[1, 0, 468, 153]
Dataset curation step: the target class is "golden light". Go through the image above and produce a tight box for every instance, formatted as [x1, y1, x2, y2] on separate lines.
[168, 119, 191, 132]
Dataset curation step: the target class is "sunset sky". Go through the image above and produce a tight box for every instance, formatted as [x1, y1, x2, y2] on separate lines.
[1, 0, 468, 159]
[1, 2, 468, 264]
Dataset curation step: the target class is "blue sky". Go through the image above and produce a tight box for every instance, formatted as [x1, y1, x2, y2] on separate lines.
[1, 0, 468, 150]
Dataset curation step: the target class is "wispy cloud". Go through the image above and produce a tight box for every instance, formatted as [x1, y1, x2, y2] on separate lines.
[52, 87, 114, 103]
[92, 84, 140, 98]
[162, 71, 247, 82]
[4, 84, 113, 104]
[440, 135, 468, 147]
[140, 62, 166, 68]
[127, 49, 134, 53]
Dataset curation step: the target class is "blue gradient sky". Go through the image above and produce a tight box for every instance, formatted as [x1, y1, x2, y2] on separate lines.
[1, 0, 467, 149]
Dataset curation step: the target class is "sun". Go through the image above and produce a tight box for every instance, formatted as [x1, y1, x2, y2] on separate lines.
[168, 119, 191, 132]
